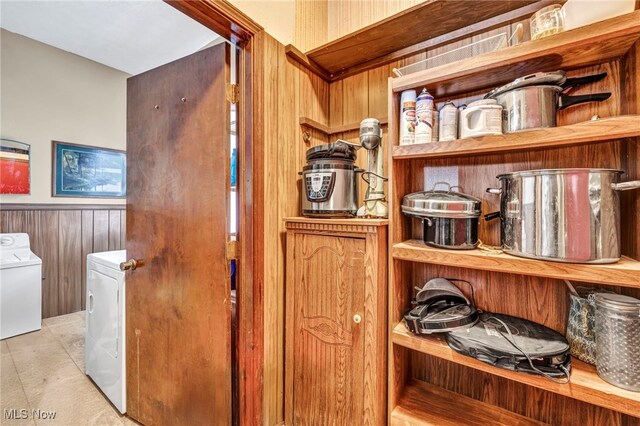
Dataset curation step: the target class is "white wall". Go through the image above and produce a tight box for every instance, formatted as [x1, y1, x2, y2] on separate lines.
[0, 29, 128, 204]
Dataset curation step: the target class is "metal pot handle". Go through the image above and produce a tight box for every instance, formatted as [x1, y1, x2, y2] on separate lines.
[431, 181, 463, 193]
[612, 180, 640, 191]
[486, 187, 502, 195]
[484, 211, 500, 221]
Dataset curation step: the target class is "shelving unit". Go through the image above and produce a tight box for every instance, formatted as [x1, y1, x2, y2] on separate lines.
[393, 240, 640, 288]
[392, 322, 640, 418]
[390, 379, 546, 426]
[392, 115, 640, 159]
[387, 9, 640, 426]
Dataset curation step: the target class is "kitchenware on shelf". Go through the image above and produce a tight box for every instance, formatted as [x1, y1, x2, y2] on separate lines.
[392, 26, 523, 78]
[439, 101, 459, 142]
[595, 293, 640, 391]
[415, 89, 435, 144]
[404, 278, 479, 335]
[530, 4, 565, 40]
[402, 182, 482, 250]
[356, 118, 388, 218]
[566, 285, 614, 365]
[563, 0, 635, 31]
[300, 140, 362, 218]
[446, 312, 572, 382]
[459, 99, 503, 139]
[399, 90, 417, 145]
[485, 169, 640, 263]
[485, 70, 611, 133]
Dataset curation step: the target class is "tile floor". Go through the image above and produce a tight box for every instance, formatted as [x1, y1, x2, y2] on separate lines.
[1, 311, 136, 425]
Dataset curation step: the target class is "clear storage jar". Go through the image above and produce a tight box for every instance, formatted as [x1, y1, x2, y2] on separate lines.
[595, 293, 640, 391]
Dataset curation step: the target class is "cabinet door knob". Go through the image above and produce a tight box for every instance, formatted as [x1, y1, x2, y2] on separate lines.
[353, 314, 362, 324]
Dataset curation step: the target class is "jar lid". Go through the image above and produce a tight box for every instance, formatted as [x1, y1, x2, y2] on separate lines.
[485, 71, 567, 99]
[595, 293, 640, 313]
[402, 184, 481, 218]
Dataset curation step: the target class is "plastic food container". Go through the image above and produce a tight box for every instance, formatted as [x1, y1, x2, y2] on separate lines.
[595, 293, 640, 391]
[530, 4, 565, 40]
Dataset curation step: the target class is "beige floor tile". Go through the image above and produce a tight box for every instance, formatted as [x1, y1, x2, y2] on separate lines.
[47, 322, 86, 373]
[1, 354, 36, 425]
[42, 312, 83, 328]
[5, 328, 57, 354]
[28, 374, 124, 426]
[2, 339, 10, 355]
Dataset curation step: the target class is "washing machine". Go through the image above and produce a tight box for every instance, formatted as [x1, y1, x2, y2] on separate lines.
[85, 250, 126, 413]
[0, 233, 42, 340]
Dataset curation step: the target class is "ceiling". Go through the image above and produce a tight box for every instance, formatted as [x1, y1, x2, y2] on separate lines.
[0, 0, 221, 75]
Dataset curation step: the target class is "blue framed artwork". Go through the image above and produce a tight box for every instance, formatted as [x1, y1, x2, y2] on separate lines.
[52, 141, 126, 198]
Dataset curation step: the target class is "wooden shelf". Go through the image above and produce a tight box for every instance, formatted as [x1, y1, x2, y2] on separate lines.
[286, 1, 543, 81]
[392, 240, 640, 288]
[300, 116, 388, 136]
[392, 322, 640, 418]
[392, 115, 640, 159]
[391, 379, 545, 426]
[392, 10, 640, 98]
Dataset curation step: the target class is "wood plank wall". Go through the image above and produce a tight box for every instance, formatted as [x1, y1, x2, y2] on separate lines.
[0, 205, 125, 318]
[257, 32, 330, 425]
[293, 0, 328, 53]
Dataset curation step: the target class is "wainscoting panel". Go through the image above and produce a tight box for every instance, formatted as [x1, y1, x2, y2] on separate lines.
[0, 204, 126, 318]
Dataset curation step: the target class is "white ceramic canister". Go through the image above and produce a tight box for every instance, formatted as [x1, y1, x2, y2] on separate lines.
[439, 101, 458, 142]
[431, 108, 439, 142]
[399, 90, 417, 145]
[459, 99, 503, 139]
[415, 88, 434, 144]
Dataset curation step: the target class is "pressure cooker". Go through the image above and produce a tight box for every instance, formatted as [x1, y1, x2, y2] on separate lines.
[300, 141, 362, 218]
[486, 169, 640, 263]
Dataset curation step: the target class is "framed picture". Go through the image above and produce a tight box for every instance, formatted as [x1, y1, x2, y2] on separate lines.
[0, 139, 31, 194]
[52, 141, 126, 198]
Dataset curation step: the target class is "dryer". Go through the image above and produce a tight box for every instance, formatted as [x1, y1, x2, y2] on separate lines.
[85, 250, 126, 413]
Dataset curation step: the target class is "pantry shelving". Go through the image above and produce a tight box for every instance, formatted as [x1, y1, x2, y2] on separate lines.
[392, 115, 640, 159]
[392, 240, 640, 288]
[390, 379, 546, 426]
[387, 8, 640, 426]
[392, 323, 640, 419]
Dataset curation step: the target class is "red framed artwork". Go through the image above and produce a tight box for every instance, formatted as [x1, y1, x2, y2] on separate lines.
[0, 139, 30, 195]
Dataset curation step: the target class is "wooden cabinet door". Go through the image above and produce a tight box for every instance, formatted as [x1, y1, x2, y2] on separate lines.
[125, 43, 231, 426]
[288, 233, 366, 425]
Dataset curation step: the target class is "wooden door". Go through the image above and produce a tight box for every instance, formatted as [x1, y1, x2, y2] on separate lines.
[289, 233, 366, 425]
[125, 43, 231, 426]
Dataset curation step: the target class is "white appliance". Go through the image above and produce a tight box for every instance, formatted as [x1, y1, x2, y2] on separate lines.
[0, 233, 42, 340]
[85, 250, 126, 413]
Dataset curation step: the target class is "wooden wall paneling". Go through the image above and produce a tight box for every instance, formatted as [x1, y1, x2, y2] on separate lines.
[620, 40, 640, 261]
[293, 0, 328, 53]
[262, 33, 283, 426]
[39, 210, 60, 318]
[58, 210, 82, 314]
[81, 210, 94, 309]
[108, 209, 121, 251]
[93, 210, 110, 253]
[120, 210, 126, 250]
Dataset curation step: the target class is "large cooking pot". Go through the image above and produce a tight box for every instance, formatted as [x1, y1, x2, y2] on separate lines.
[402, 183, 482, 250]
[485, 71, 611, 133]
[485, 169, 640, 263]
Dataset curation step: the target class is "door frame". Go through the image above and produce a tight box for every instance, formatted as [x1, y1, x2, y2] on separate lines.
[165, 1, 265, 424]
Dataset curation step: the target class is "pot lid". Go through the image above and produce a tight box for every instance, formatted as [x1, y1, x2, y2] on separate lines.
[496, 168, 624, 179]
[306, 140, 359, 162]
[485, 70, 566, 99]
[415, 278, 470, 305]
[595, 293, 640, 313]
[402, 184, 481, 218]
